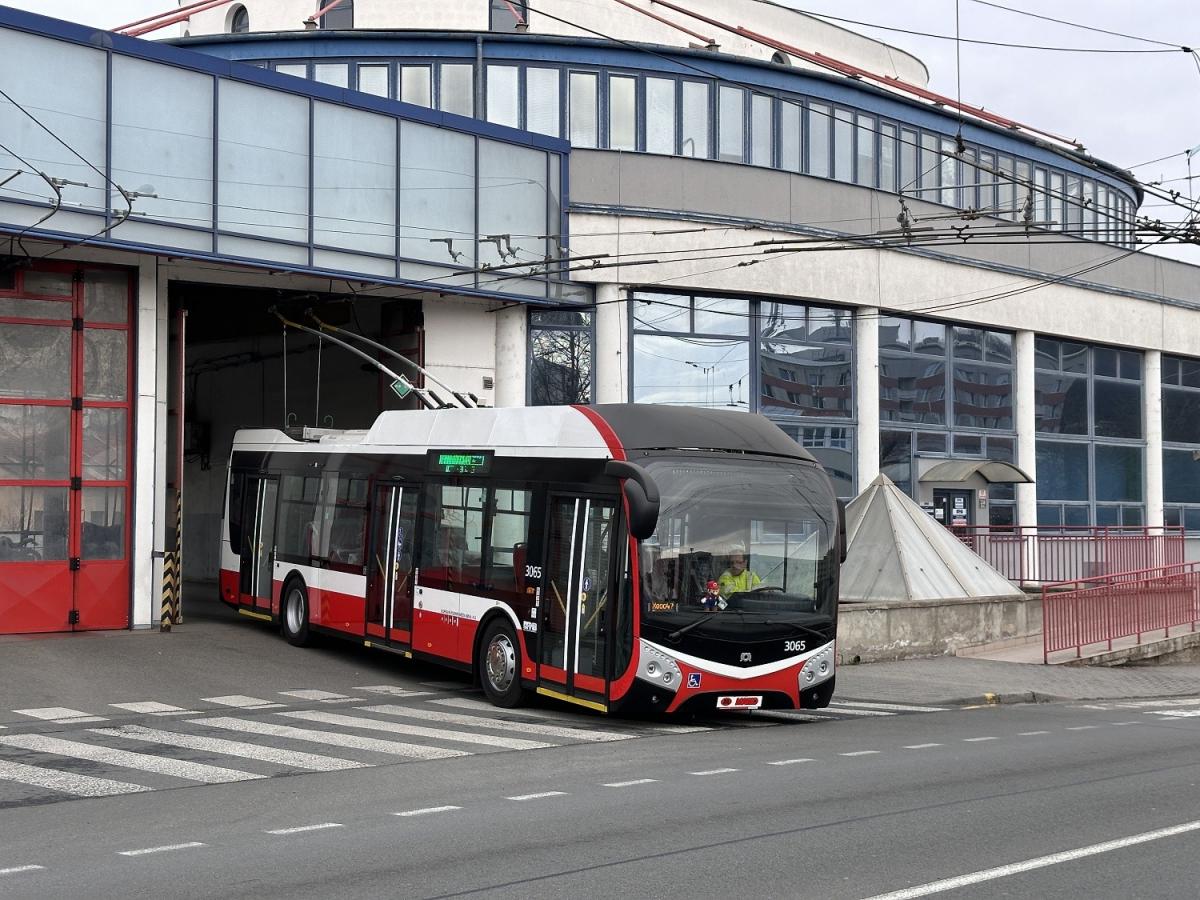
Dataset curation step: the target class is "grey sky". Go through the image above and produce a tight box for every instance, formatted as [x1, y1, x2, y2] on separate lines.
[10, 0, 1200, 259]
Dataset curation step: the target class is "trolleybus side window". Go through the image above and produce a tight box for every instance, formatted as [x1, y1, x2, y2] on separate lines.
[486, 487, 533, 603]
[323, 476, 369, 571]
[420, 483, 486, 590]
[227, 472, 246, 548]
[278, 474, 319, 560]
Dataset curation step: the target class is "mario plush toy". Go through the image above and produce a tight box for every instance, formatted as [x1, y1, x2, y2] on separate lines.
[699, 580, 724, 611]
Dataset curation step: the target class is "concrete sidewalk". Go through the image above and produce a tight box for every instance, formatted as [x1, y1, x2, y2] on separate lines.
[836, 655, 1200, 707]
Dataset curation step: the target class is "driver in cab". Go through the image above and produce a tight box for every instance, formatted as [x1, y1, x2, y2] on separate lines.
[718, 552, 761, 598]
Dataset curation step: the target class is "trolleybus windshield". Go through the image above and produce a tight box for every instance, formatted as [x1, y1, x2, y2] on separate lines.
[638, 456, 838, 650]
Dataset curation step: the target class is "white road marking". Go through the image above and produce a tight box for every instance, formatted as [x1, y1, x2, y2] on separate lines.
[394, 806, 462, 817]
[0, 734, 264, 784]
[189, 716, 468, 760]
[963, 737, 997, 743]
[1153, 709, 1200, 718]
[278, 690, 360, 703]
[109, 702, 194, 716]
[118, 842, 205, 857]
[13, 707, 106, 724]
[833, 700, 946, 713]
[1066, 725, 1099, 730]
[265, 823, 343, 835]
[359, 704, 633, 743]
[766, 758, 815, 766]
[433, 696, 713, 732]
[201, 695, 284, 710]
[840, 750, 880, 757]
[904, 743, 943, 750]
[507, 791, 566, 801]
[280, 710, 554, 751]
[604, 778, 658, 786]
[0, 760, 148, 796]
[1111, 721, 1141, 726]
[92, 725, 366, 772]
[0, 865, 45, 876]
[1019, 731, 1050, 736]
[419, 681, 473, 691]
[356, 686, 433, 698]
[859, 820, 1200, 900]
[690, 768, 738, 775]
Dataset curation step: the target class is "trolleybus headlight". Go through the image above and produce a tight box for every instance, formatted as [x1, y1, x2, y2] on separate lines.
[637, 640, 682, 693]
[799, 644, 835, 690]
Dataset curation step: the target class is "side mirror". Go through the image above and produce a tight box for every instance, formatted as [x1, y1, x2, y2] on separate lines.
[605, 459, 660, 541]
[837, 498, 848, 564]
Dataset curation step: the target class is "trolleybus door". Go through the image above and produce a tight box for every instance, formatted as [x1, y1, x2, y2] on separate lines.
[366, 482, 416, 647]
[538, 496, 617, 704]
[238, 476, 278, 611]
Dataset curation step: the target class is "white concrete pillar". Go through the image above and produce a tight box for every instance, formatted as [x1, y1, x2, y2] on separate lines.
[132, 258, 165, 629]
[854, 308, 879, 493]
[422, 299, 497, 406]
[1144, 349, 1164, 528]
[493, 303, 527, 408]
[594, 283, 628, 403]
[1014, 330, 1038, 529]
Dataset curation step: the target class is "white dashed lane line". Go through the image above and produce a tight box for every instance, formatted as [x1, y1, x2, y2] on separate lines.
[766, 758, 815, 766]
[507, 791, 567, 801]
[265, 823, 343, 835]
[394, 806, 462, 817]
[840, 750, 880, 757]
[0, 865, 44, 877]
[118, 842, 206, 857]
[1066, 725, 1100, 730]
[690, 768, 739, 776]
[1019, 731, 1050, 736]
[603, 778, 658, 787]
[963, 737, 997, 743]
[904, 743, 942, 749]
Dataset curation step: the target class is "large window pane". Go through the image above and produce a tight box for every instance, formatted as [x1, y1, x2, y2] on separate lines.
[693, 296, 747, 335]
[0, 406, 69, 479]
[833, 109, 853, 182]
[83, 270, 129, 324]
[218, 79, 308, 242]
[681, 82, 710, 159]
[773, 423, 855, 498]
[569, 72, 598, 148]
[313, 64, 347, 88]
[953, 364, 1012, 429]
[808, 103, 830, 178]
[939, 139, 958, 206]
[358, 64, 389, 98]
[1036, 440, 1089, 501]
[486, 64, 519, 128]
[646, 77, 676, 154]
[0, 324, 71, 399]
[1165, 449, 1200, 504]
[526, 67, 560, 137]
[855, 114, 876, 187]
[880, 430, 912, 495]
[760, 344, 851, 418]
[633, 335, 749, 408]
[81, 486, 125, 560]
[82, 408, 126, 480]
[1035, 372, 1087, 434]
[399, 121, 475, 266]
[718, 86, 744, 163]
[439, 64, 474, 117]
[879, 123, 896, 191]
[919, 132, 939, 201]
[633, 295, 690, 333]
[0, 486, 68, 561]
[313, 102, 396, 256]
[531, 328, 592, 405]
[751, 94, 772, 167]
[879, 355, 946, 425]
[1093, 379, 1141, 439]
[1095, 445, 1142, 502]
[609, 75, 636, 151]
[899, 128, 917, 194]
[400, 66, 432, 107]
[478, 140, 548, 268]
[84, 330, 128, 402]
[1163, 387, 1200, 443]
[780, 101, 801, 173]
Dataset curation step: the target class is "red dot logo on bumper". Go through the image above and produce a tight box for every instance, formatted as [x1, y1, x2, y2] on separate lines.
[717, 695, 763, 710]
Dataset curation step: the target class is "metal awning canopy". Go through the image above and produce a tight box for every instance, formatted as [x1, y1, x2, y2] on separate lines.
[919, 459, 1033, 484]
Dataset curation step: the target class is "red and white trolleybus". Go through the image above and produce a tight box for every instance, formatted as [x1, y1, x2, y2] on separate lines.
[219, 404, 844, 714]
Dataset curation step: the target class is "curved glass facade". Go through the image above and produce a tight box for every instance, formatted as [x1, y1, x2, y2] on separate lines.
[220, 41, 1140, 248]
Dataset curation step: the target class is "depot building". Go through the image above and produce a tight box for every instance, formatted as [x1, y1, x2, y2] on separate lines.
[0, 0, 1196, 634]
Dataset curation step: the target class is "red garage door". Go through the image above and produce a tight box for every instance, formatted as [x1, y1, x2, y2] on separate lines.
[0, 264, 133, 633]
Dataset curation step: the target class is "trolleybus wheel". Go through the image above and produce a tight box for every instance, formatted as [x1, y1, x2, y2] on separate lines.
[282, 580, 312, 647]
[479, 619, 526, 708]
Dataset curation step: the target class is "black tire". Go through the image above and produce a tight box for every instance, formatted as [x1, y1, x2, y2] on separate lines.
[281, 579, 312, 647]
[478, 619, 527, 708]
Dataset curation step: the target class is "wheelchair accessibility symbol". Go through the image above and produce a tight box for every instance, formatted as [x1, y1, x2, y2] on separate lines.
[687, 672, 702, 688]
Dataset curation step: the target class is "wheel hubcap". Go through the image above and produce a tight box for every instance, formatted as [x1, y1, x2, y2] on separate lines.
[286, 589, 304, 633]
[486, 634, 516, 693]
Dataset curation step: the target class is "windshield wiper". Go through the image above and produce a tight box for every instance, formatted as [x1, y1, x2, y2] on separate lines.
[667, 612, 722, 642]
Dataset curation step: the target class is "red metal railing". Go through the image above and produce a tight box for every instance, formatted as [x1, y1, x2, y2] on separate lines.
[951, 526, 1185, 586]
[1042, 562, 1200, 662]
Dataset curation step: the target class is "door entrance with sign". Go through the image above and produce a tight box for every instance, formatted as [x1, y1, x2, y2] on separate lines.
[932, 489, 974, 528]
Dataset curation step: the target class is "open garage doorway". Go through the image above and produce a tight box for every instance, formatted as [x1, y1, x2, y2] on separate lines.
[169, 283, 425, 603]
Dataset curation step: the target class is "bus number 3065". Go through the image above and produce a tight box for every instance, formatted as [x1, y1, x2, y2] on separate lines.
[784, 640, 807, 653]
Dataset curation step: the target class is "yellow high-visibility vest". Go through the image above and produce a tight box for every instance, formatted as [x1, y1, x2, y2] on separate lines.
[718, 569, 761, 597]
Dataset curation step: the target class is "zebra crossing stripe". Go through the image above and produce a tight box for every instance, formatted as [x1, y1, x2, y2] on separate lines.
[109, 702, 195, 716]
[355, 686, 433, 698]
[91, 725, 367, 772]
[359, 704, 634, 743]
[0, 759, 149, 796]
[0, 734, 264, 785]
[13, 707, 107, 724]
[201, 695, 284, 710]
[280, 710, 555, 751]
[278, 690, 360, 703]
[188, 717, 469, 760]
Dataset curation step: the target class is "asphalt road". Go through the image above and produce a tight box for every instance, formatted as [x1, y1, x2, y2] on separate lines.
[4, 693, 1200, 899]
